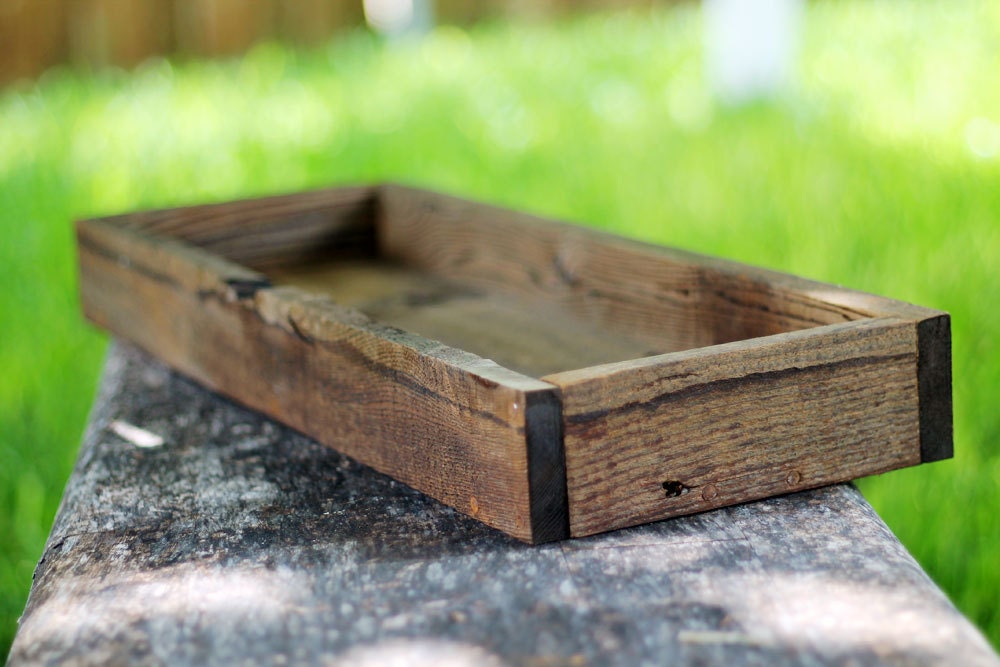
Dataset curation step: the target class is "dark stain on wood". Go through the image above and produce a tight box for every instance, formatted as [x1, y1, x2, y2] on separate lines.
[918, 313, 954, 463]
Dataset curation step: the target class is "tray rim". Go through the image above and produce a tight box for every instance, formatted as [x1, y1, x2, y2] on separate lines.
[75, 182, 953, 542]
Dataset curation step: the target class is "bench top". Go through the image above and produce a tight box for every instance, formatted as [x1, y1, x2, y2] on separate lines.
[9, 343, 998, 666]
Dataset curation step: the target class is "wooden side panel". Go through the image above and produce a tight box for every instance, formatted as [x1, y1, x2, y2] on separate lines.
[99, 185, 377, 270]
[544, 318, 923, 537]
[377, 185, 898, 354]
[77, 218, 566, 543]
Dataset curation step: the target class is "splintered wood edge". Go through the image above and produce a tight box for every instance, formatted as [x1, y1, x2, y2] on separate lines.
[77, 210, 569, 544]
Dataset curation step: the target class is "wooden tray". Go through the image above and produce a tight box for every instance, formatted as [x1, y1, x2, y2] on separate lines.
[76, 184, 952, 543]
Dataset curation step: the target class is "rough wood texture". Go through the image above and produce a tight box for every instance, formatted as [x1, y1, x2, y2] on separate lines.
[267, 259, 657, 377]
[78, 209, 566, 544]
[76, 183, 952, 542]
[375, 185, 952, 535]
[545, 317, 921, 536]
[104, 185, 378, 270]
[377, 185, 898, 351]
[8, 345, 997, 666]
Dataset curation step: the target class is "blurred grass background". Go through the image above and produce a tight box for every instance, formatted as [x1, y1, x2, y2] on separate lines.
[2, 0, 999, 658]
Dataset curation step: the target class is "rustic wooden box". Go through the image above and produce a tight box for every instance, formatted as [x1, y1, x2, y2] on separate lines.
[76, 184, 952, 543]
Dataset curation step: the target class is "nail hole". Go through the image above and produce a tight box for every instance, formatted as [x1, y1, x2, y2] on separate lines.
[662, 480, 690, 498]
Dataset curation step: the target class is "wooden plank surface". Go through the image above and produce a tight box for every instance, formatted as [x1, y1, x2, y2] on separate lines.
[77, 216, 566, 543]
[8, 344, 997, 667]
[377, 185, 892, 353]
[269, 259, 659, 377]
[544, 317, 922, 537]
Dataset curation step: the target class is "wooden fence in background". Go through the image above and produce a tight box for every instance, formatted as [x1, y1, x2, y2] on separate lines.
[0, 0, 654, 86]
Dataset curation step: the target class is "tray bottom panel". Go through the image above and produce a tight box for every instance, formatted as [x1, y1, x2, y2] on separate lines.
[269, 260, 666, 378]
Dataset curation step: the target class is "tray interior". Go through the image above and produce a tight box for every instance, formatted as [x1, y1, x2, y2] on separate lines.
[263, 230, 864, 380]
[121, 185, 870, 380]
[269, 259, 665, 377]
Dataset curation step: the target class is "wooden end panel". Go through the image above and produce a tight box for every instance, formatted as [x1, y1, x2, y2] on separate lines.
[96, 185, 378, 271]
[77, 218, 273, 303]
[545, 318, 923, 538]
[917, 313, 953, 462]
[77, 220, 565, 544]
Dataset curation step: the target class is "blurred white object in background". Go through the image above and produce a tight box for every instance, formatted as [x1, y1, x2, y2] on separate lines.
[363, 0, 434, 40]
[704, 0, 803, 104]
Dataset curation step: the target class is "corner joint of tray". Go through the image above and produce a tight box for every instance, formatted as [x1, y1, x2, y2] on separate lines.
[525, 388, 569, 544]
[916, 312, 953, 463]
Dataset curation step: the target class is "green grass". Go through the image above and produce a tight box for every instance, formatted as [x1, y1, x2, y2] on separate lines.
[3, 0, 999, 658]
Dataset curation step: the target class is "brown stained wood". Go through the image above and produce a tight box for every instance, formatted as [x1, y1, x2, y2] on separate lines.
[268, 260, 660, 377]
[75, 182, 952, 542]
[77, 217, 270, 299]
[275, 0, 365, 44]
[0, 1, 67, 84]
[77, 217, 566, 543]
[544, 318, 922, 537]
[102, 185, 378, 270]
[173, 0, 275, 56]
[918, 313, 953, 462]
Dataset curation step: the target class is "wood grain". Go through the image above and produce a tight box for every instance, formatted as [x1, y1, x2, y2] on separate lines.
[377, 184, 908, 353]
[268, 260, 658, 377]
[11, 344, 996, 666]
[75, 183, 952, 541]
[77, 217, 566, 543]
[544, 317, 923, 537]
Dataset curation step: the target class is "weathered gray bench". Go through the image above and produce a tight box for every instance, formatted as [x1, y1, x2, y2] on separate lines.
[9, 343, 999, 666]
